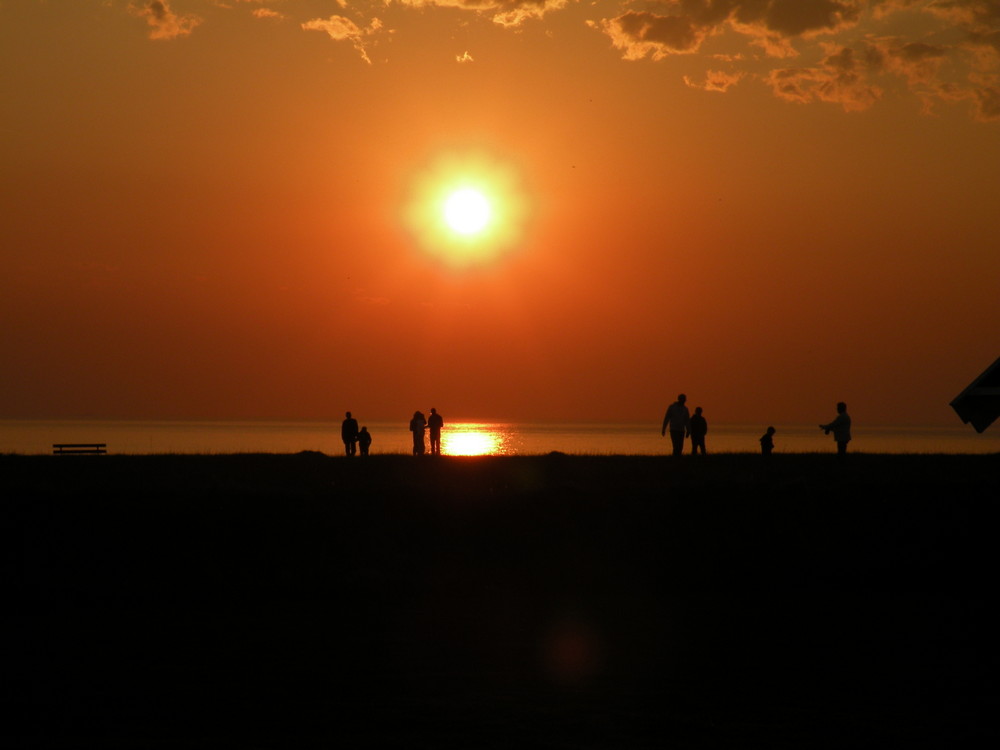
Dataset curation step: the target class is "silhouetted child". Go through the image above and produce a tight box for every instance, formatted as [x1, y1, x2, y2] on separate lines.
[760, 426, 775, 456]
[358, 426, 372, 456]
[689, 406, 708, 455]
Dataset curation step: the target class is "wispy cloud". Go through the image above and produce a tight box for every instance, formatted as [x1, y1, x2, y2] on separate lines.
[252, 8, 285, 21]
[393, 0, 570, 28]
[765, 45, 883, 112]
[302, 15, 384, 64]
[129, 0, 201, 40]
[684, 69, 747, 92]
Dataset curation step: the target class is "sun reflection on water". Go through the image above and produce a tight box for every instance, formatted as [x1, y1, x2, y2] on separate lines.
[441, 423, 509, 456]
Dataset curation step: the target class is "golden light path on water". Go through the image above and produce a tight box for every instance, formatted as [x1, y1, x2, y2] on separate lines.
[439, 423, 511, 456]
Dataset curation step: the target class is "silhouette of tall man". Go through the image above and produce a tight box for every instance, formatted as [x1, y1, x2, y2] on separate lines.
[661, 394, 691, 456]
[428, 408, 443, 455]
[820, 402, 851, 461]
[341, 411, 359, 456]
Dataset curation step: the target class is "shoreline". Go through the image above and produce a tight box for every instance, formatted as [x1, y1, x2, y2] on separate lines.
[4, 418, 999, 456]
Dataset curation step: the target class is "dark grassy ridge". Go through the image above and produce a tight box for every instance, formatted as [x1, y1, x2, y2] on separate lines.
[3, 453, 999, 747]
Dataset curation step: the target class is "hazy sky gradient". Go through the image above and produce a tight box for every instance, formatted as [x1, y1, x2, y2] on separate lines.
[2, 1, 998, 426]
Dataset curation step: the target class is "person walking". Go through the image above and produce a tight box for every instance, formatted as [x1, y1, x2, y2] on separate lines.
[341, 411, 359, 456]
[820, 402, 852, 461]
[428, 408, 444, 455]
[689, 406, 708, 455]
[661, 394, 691, 456]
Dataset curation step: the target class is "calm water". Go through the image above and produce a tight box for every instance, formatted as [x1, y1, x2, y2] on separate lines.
[2, 420, 998, 456]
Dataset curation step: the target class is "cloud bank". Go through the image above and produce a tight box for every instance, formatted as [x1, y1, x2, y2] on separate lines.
[585, 0, 1000, 120]
[126, 0, 1000, 121]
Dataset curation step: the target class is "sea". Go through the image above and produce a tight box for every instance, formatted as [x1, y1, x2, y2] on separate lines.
[2, 420, 999, 456]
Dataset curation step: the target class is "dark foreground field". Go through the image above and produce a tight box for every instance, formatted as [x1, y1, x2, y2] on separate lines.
[3, 452, 999, 747]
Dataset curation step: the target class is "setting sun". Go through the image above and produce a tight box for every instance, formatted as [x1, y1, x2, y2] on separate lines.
[444, 188, 491, 235]
[405, 152, 529, 268]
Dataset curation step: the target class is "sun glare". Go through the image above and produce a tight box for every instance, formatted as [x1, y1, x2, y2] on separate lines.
[405, 152, 529, 268]
[441, 425, 506, 456]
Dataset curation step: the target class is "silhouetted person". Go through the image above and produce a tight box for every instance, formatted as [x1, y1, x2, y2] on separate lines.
[760, 426, 776, 456]
[341, 411, 359, 456]
[820, 402, 851, 460]
[661, 394, 690, 456]
[358, 426, 372, 456]
[410, 410, 426, 455]
[689, 406, 708, 455]
[428, 407, 444, 455]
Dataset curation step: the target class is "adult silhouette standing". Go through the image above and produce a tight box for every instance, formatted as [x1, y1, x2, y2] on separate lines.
[410, 410, 427, 456]
[341, 411, 359, 456]
[820, 402, 851, 461]
[428, 408, 444, 455]
[689, 406, 708, 455]
[661, 394, 691, 456]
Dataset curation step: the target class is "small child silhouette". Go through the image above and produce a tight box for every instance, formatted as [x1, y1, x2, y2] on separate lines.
[358, 426, 372, 456]
[760, 426, 775, 456]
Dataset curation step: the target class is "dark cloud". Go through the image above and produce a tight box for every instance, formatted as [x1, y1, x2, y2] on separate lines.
[590, 1, 864, 61]
[591, 10, 705, 60]
[974, 84, 1000, 118]
[584, 1, 999, 120]
[737, 0, 863, 37]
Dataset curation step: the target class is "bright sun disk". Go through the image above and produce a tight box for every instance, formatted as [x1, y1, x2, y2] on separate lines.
[444, 188, 491, 235]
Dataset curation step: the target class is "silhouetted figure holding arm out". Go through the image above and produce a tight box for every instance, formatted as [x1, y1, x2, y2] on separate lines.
[358, 426, 372, 456]
[760, 426, 775, 456]
[341, 411, 359, 456]
[410, 410, 426, 456]
[820, 402, 851, 461]
[428, 408, 444, 455]
[689, 406, 708, 455]
[661, 394, 690, 456]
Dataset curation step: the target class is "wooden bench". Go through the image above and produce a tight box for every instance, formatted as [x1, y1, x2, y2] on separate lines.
[52, 443, 107, 455]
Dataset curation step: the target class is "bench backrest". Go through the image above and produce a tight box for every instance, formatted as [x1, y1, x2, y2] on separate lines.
[53, 443, 107, 455]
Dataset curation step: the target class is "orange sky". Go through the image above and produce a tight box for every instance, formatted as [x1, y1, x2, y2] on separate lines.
[2, 1, 998, 426]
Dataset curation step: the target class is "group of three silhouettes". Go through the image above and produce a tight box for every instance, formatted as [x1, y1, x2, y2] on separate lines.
[340, 408, 444, 456]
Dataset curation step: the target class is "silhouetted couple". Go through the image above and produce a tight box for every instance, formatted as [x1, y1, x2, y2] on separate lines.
[661, 394, 707, 455]
[410, 407, 443, 455]
[342, 412, 372, 456]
